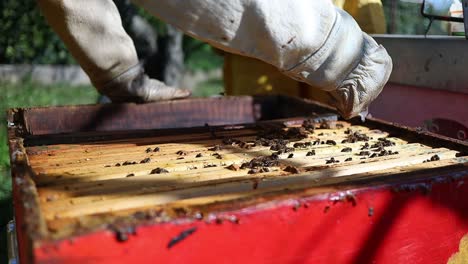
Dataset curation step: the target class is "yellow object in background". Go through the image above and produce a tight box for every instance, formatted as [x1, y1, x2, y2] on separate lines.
[224, 0, 386, 104]
[333, 0, 386, 34]
[223, 54, 302, 97]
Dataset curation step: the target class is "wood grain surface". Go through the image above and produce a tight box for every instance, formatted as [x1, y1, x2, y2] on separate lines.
[23, 118, 467, 235]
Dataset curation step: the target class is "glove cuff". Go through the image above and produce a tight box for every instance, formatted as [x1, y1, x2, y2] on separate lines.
[97, 63, 149, 103]
[330, 35, 392, 119]
[283, 8, 392, 119]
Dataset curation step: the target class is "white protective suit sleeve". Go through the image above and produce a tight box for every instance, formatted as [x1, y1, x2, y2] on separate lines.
[132, 0, 393, 118]
[37, 0, 137, 88]
[37, 0, 191, 103]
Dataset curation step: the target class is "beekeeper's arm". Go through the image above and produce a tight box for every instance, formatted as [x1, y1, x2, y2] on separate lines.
[131, 0, 392, 119]
[38, 0, 392, 118]
[37, 0, 191, 103]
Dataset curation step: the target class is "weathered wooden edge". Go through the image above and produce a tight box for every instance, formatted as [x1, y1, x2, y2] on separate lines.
[15, 95, 337, 137]
[19, 96, 263, 136]
[7, 110, 48, 263]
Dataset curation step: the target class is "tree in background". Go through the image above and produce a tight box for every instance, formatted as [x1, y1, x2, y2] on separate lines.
[0, 0, 74, 64]
[114, 0, 185, 87]
[0, 0, 223, 84]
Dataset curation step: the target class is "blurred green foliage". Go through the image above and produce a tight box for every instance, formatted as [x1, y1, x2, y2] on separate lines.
[192, 78, 224, 97]
[381, 0, 449, 35]
[0, 0, 222, 71]
[0, 0, 76, 64]
[134, 5, 223, 71]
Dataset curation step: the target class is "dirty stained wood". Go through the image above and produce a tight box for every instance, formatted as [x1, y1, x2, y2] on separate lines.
[9, 95, 468, 264]
[21, 117, 468, 239]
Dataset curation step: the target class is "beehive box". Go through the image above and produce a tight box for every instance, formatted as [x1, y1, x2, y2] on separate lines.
[7, 96, 468, 264]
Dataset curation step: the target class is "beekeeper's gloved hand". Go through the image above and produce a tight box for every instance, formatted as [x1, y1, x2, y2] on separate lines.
[98, 63, 190, 103]
[37, 0, 190, 103]
[133, 0, 392, 119]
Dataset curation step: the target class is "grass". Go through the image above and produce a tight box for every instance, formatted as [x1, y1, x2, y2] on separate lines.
[192, 77, 224, 97]
[0, 79, 99, 263]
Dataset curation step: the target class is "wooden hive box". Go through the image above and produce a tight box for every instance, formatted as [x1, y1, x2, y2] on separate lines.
[7, 96, 468, 264]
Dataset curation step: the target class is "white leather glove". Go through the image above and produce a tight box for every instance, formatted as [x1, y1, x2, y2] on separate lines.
[37, 0, 190, 103]
[132, 0, 392, 118]
[99, 63, 191, 103]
